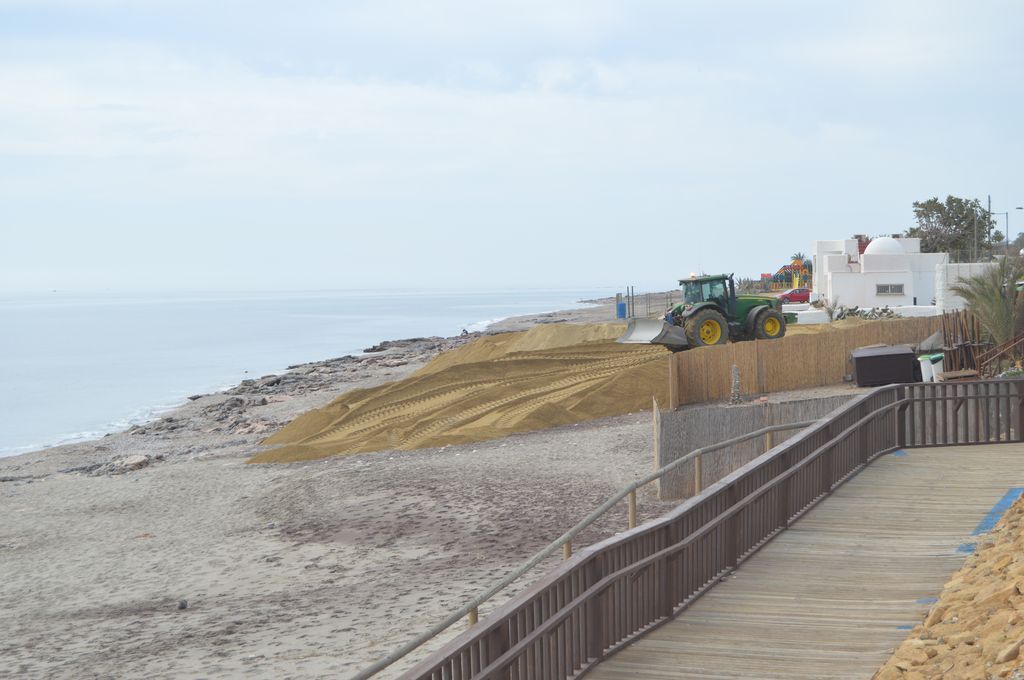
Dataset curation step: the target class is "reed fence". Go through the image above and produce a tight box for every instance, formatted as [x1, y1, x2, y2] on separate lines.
[400, 378, 1024, 680]
[668, 316, 942, 408]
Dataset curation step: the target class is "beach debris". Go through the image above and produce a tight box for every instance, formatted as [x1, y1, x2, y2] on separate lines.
[62, 453, 164, 477]
[729, 365, 742, 405]
[178, 599, 189, 610]
[809, 301, 902, 321]
[128, 416, 186, 436]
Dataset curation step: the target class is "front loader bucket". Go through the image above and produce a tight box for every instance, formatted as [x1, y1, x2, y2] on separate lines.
[617, 319, 690, 351]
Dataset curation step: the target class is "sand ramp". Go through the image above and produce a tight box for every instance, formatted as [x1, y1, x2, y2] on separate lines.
[252, 324, 668, 463]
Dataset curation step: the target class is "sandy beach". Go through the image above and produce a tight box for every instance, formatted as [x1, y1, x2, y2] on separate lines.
[0, 298, 680, 679]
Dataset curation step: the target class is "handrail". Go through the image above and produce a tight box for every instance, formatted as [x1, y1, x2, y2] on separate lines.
[350, 419, 817, 679]
[977, 333, 1024, 375]
[472, 397, 911, 678]
[397, 379, 1024, 680]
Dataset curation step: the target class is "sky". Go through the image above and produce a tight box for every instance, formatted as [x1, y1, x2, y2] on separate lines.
[1, 0, 1022, 292]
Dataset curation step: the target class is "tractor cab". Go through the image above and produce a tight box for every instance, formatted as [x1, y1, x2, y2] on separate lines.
[679, 275, 734, 315]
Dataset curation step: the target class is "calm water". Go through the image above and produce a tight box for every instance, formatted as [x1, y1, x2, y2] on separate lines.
[0, 288, 608, 456]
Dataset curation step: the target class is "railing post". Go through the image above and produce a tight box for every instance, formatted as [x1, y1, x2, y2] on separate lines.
[484, 621, 511, 679]
[468, 607, 478, 626]
[821, 440, 833, 495]
[693, 453, 703, 495]
[896, 387, 907, 449]
[660, 552, 675, 618]
[727, 484, 740, 568]
[563, 541, 572, 560]
[585, 557, 605, 663]
[628, 489, 637, 529]
[1016, 381, 1024, 442]
[858, 420, 869, 466]
[776, 451, 791, 530]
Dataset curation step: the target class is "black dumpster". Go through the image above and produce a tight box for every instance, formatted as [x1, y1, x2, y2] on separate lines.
[851, 344, 919, 387]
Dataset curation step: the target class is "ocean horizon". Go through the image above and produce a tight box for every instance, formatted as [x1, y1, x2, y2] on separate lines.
[0, 287, 611, 457]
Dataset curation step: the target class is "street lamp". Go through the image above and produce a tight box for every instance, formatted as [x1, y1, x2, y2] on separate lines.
[989, 207, 1023, 256]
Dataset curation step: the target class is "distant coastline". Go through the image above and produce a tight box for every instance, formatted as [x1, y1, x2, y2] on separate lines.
[0, 289, 613, 458]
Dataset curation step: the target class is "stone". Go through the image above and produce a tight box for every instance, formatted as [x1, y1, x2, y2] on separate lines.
[924, 605, 947, 627]
[977, 583, 1021, 609]
[904, 649, 931, 666]
[875, 667, 903, 680]
[996, 639, 1022, 663]
[117, 455, 149, 471]
[178, 599, 189, 610]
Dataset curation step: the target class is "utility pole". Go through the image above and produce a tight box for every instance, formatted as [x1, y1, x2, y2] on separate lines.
[989, 194, 993, 254]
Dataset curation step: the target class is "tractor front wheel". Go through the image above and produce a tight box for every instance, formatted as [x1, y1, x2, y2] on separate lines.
[686, 309, 728, 347]
[754, 309, 786, 340]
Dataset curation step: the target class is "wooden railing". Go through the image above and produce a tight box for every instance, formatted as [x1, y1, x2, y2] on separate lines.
[399, 379, 1024, 680]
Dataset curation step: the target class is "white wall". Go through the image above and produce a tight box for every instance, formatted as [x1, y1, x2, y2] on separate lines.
[861, 252, 909, 273]
[812, 240, 859, 293]
[828, 270, 915, 307]
[935, 262, 995, 311]
[909, 252, 947, 305]
[899, 238, 922, 254]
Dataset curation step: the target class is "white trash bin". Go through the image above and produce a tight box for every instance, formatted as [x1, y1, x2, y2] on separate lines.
[918, 356, 935, 382]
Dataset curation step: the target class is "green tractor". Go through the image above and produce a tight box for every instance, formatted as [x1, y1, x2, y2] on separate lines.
[618, 274, 788, 351]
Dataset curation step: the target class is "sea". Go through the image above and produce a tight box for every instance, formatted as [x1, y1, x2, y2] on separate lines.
[0, 288, 610, 457]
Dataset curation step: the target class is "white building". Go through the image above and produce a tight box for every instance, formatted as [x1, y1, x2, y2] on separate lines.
[812, 237, 948, 308]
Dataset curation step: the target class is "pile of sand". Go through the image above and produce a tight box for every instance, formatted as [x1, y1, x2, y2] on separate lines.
[874, 495, 1024, 679]
[251, 324, 669, 463]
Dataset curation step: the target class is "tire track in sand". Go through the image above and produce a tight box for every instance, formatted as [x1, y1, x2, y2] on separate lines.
[252, 326, 668, 463]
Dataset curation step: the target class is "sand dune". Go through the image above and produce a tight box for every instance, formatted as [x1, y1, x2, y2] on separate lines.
[253, 324, 669, 463]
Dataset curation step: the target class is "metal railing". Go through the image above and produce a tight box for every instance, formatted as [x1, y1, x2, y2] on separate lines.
[351, 421, 816, 680]
[398, 379, 1024, 680]
[976, 333, 1024, 376]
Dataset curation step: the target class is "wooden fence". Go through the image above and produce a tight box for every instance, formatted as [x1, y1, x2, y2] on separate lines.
[400, 378, 1023, 680]
[668, 317, 942, 408]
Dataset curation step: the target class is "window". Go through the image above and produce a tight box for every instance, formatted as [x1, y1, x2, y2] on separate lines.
[876, 283, 904, 295]
[702, 279, 727, 303]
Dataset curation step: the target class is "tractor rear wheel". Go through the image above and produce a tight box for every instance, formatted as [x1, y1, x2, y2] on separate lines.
[754, 309, 786, 339]
[685, 309, 728, 347]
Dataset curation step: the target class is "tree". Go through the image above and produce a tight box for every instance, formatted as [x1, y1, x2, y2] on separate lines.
[905, 195, 997, 261]
[790, 252, 806, 262]
[949, 257, 1024, 346]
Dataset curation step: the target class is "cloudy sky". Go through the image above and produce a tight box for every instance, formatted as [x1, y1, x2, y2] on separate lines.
[2, 1, 1022, 292]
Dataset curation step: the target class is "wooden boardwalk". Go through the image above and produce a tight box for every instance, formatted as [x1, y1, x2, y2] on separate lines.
[587, 444, 1024, 680]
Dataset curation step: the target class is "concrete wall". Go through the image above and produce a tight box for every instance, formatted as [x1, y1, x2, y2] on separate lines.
[656, 394, 856, 499]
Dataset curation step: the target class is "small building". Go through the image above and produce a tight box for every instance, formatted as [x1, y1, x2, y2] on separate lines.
[812, 237, 948, 308]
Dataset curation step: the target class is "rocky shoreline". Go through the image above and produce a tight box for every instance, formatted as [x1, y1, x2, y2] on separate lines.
[3, 297, 665, 679]
[1, 332, 494, 481]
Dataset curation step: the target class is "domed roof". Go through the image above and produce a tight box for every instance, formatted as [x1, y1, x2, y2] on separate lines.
[863, 236, 906, 255]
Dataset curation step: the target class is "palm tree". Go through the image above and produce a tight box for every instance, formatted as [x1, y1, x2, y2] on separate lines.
[949, 257, 1024, 346]
[790, 252, 806, 263]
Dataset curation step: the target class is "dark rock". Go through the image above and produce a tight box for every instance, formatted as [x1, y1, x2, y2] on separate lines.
[178, 599, 188, 610]
[222, 397, 246, 410]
